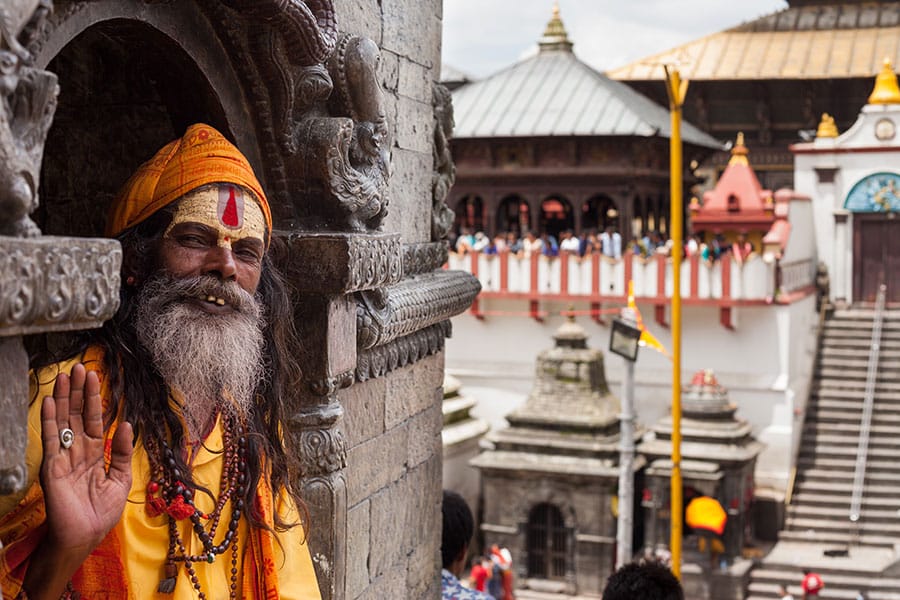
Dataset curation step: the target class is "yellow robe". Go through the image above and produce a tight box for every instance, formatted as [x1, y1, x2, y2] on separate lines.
[0, 354, 321, 600]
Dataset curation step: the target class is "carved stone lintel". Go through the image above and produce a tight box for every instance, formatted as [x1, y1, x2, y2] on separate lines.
[402, 241, 449, 276]
[0, 236, 121, 336]
[356, 270, 480, 350]
[356, 320, 451, 383]
[280, 231, 402, 294]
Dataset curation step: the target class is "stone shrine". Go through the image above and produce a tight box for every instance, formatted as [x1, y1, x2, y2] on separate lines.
[638, 369, 763, 600]
[471, 316, 644, 596]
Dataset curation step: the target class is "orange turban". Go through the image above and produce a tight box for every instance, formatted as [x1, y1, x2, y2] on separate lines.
[106, 123, 272, 238]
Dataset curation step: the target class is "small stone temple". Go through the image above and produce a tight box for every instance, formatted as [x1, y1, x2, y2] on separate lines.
[471, 317, 644, 596]
[0, 1, 479, 598]
[638, 370, 763, 600]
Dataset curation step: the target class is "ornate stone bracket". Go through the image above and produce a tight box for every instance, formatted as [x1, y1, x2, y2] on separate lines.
[356, 270, 481, 350]
[402, 241, 448, 277]
[356, 320, 451, 383]
[280, 231, 402, 294]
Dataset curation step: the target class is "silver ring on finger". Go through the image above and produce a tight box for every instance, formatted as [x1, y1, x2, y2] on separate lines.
[59, 427, 75, 449]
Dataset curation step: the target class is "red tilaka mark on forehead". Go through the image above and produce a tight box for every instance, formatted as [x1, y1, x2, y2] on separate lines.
[221, 187, 240, 227]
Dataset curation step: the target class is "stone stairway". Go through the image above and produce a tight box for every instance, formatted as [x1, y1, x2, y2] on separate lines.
[747, 308, 900, 600]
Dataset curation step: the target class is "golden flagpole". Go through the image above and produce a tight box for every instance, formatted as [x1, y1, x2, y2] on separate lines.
[663, 64, 687, 580]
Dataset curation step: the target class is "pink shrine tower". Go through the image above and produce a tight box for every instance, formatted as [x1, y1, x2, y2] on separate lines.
[690, 134, 777, 253]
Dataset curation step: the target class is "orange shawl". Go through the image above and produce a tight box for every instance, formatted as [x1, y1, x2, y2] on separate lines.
[0, 348, 284, 599]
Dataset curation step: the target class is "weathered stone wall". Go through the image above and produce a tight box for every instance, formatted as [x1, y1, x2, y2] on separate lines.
[334, 1, 446, 598]
[336, 0, 442, 244]
[342, 354, 444, 598]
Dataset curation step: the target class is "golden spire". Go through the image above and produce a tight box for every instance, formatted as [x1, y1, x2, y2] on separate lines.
[868, 58, 900, 105]
[539, 1, 573, 52]
[816, 113, 838, 138]
[728, 132, 749, 166]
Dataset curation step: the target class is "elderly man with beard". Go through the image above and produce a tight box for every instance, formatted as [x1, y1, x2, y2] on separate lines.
[0, 124, 321, 599]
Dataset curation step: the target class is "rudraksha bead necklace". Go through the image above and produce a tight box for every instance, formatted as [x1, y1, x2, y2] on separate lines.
[146, 414, 248, 599]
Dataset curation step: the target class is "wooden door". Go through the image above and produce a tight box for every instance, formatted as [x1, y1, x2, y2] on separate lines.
[853, 215, 900, 304]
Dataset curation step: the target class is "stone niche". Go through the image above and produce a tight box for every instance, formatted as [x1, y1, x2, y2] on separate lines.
[0, 1, 478, 599]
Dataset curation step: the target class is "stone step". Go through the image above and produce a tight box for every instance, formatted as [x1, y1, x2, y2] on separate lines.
[819, 328, 900, 344]
[777, 529, 898, 548]
[750, 568, 900, 593]
[790, 492, 900, 511]
[812, 380, 900, 393]
[809, 389, 900, 412]
[791, 480, 900, 497]
[799, 442, 897, 462]
[814, 368, 900, 382]
[796, 457, 900, 473]
[806, 404, 900, 427]
[748, 583, 900, 600]
[817, 356, 900, 371]
[801, 422, 900, 437]
[788, 504, 900, 522]
[820, 347, 900, 360]
[810, 400, 900, 415]
[799, 433, 900, 448]
[796, 467, 900, 485]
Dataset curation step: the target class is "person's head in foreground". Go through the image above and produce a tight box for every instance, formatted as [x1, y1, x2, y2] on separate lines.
[602, 559, 684, 600]
[441, 490, 475, 576]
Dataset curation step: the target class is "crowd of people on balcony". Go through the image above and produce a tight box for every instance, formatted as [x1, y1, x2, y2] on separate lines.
[449, 227, 754, 264]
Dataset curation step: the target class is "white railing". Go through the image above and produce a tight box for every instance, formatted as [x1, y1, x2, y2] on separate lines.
[448, 250, 798, 303]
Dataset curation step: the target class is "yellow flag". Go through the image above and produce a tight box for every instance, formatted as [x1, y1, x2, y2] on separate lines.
[627, 280, 670, 358]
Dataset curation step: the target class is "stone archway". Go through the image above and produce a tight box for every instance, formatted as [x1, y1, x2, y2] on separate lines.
[37, 17, 239, 238]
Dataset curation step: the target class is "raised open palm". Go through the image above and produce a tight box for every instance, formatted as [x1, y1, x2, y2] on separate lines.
[39, 363, 134, 553]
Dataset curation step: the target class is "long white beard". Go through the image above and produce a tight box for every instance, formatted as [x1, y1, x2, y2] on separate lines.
[135, 274, 267, 440]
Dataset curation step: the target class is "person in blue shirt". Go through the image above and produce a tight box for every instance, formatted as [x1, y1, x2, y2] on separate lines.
[441, 491, 495, 600]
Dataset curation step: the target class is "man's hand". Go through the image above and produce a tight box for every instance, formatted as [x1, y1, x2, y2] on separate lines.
[24, 363, 133, 598]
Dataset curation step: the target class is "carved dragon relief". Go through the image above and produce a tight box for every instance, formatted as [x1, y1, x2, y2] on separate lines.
[215, 1, 390, 233]
[293, 32, 391, 232]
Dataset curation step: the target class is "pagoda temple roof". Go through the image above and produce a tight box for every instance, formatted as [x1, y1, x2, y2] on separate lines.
[450, 6, 720, 148]
[609, 1, 900, 81]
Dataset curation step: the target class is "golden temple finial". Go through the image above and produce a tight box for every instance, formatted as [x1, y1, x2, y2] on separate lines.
[728, 132, 749, 166]
[868, 58, 900, 105]
[816, 113, 838, 138]
[539, 1, 573, 52]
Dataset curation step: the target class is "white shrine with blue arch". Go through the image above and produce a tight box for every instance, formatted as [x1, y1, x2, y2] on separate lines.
[844, 171, 900, 212]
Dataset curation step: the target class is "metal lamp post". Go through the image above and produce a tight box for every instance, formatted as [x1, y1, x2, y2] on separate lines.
[609, 312, 641, 569]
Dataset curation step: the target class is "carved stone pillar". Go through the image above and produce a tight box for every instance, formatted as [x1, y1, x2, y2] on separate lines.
[277, 231, 402, 599]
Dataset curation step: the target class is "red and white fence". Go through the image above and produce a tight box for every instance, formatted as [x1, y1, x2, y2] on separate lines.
[447, 250, 816, 327]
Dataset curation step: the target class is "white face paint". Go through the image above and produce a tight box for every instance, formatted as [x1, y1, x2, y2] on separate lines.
[164, 184, 266, 250]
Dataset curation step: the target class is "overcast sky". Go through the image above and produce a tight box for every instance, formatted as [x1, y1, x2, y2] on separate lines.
[442, 0, 788, 78]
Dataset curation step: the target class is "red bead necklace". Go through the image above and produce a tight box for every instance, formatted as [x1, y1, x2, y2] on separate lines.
[145, 414, 248, 599]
